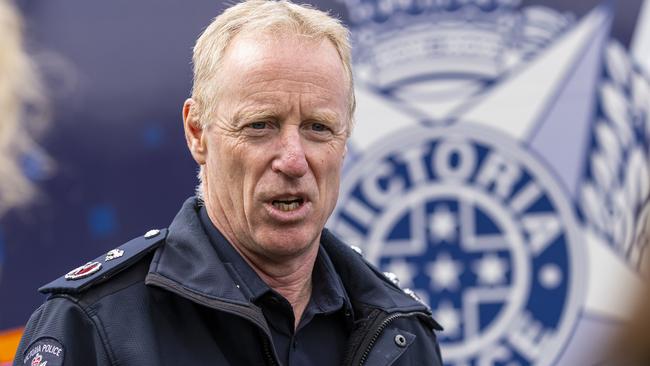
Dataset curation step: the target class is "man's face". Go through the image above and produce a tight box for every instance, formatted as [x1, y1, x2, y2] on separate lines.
[188, 33, 349, 262]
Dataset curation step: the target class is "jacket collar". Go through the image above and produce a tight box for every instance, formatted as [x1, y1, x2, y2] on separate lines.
[320, 229, 429, 313]
[147, 197, 428, 314]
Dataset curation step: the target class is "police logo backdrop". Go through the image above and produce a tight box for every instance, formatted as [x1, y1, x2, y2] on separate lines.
[328, 0, 650, 365]
[1, 0, 649, 365]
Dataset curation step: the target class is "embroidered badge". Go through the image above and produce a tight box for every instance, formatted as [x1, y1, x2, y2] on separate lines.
[64, 261, 102, 280]
[23, 338, 64, 366]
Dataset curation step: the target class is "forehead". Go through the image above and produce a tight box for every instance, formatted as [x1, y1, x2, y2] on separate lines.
[220, 32, 347, 94]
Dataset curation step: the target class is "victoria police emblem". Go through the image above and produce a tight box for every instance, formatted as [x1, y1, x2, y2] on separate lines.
[23, 338, 64, 366]
[331, 0, 650, 365]
[332, 125, 584, 365]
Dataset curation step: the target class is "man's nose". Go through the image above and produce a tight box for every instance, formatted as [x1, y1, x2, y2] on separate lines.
[271, 127, 308, 178]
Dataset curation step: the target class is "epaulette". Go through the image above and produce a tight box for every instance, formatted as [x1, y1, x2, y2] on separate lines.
[39, 228, 168, 294]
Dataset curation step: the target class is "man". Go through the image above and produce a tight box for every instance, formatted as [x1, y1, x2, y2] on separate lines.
[15, 1, 443, 365]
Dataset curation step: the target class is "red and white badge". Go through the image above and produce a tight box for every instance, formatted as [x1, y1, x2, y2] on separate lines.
[64, 261, 102, 280]
[31, 354, 43, 366]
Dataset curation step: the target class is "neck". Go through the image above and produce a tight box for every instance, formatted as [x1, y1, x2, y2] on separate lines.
[204, 201, 318, 329]
[248, 251, 317, 328]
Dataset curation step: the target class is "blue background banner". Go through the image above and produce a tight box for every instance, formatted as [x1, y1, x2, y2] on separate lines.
[2, 0, 649, 364]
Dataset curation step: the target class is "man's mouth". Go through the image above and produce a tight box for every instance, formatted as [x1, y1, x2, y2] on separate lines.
[272, 197, 304, 212]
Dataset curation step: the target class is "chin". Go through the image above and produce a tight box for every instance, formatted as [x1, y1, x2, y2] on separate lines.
[255, 227, 320, 259]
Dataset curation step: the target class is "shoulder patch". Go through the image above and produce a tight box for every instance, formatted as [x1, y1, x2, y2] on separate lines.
[39, 228, 168, 294]
[22, 337, 64, 366]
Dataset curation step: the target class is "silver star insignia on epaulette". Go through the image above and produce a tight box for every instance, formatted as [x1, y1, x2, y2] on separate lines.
[403, 288, 430, 310]
[349, 245, 363, 256]
[383, 271, 400, 286]
[144, 229, 160, 239]
[105, 248, 124, 262]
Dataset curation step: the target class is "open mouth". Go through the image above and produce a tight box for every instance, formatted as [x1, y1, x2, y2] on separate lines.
[272, 197, 304, 212]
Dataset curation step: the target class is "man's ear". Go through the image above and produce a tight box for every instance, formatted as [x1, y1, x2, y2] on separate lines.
[183, 98, 207, 165]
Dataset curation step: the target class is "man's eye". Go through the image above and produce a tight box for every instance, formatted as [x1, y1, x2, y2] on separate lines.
[311, 123, 328, 132]
[250, 122, 267, 129]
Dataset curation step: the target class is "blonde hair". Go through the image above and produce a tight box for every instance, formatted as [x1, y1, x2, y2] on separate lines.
[0, 0, 47, 213]
[191, 0, 355, 129]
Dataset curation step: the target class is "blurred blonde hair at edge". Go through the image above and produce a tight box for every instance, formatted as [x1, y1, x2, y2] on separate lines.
[0, 0, 47, 215]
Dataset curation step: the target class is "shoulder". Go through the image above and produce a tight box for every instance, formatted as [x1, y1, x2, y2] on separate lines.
[321, 229, 443, 330]
[320, 228, 404, 290]
[39, 228, 167, 296]
[16, 229, 168, 365]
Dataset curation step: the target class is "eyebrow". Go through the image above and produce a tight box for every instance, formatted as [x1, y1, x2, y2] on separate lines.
[232, 108, 341, 127]
[232, 108, 278, 127]
[309, 110, 340, 126]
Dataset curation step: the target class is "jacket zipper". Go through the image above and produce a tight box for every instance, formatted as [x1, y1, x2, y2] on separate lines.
[263, 337, 278, 366]
[357, 311, 429, 366]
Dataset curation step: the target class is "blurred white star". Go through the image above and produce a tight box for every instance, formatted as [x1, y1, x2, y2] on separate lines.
[427, 252, 463, 291]
[473, 254, 508, 286]
[539, 263, 563, 289]
[433, 300, 461, 337]
[429, 205, 457, 243]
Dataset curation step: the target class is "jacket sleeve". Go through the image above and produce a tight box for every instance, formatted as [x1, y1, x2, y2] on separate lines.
[13, 296, 111, 366]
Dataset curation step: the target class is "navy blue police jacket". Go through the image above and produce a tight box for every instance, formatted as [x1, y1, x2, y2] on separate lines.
[15, 198, 443, 366]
